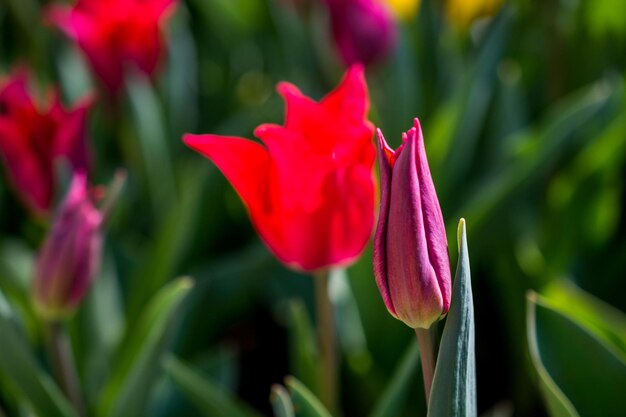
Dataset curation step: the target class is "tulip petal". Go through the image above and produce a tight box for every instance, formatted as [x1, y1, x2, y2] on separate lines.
[387, 129, 444, 329]
[413, 120, 451, 311]
[183, 133, 271, 218]
[321, 65, 369, 123]
[373, 129, 397, 316]
[0, 119, 52, 214]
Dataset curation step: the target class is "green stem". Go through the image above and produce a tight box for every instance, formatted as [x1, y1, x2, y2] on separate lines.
[314, 269, 338, 414]
[47, 322, 85, 417]
[415, 326, 437, 403]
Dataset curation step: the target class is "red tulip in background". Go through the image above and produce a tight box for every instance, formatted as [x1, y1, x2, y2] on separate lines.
[323, 0, 397, 66]
[0, 70, 91, 217]
[46, 0, 178, 93]
[33, 173, 104, 320]
[184, 66, 376, 271]
[373, 119, 451, 329]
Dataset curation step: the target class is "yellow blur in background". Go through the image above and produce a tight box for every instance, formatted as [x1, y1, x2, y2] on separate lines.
[384, 0, 421, 21]
[446, 0, 504, 28]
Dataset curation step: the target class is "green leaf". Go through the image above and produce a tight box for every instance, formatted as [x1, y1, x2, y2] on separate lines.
[126, 72, 178, 222]
[527, 292, 626, 417]
[428, 219, 476, 417]
[369, 340, 421, 417]
[284, 377, 332, 417]
[542, 280, 626, 360]
[0, 291, 78, 417]
[328, 268, 370, 371]
[96, 277, 194, 417]
[164, 355, 262, 417]
[286, 300, 320, 394]
[271, 384, 295, 417]
[126, 165, 206, 320]
[526, 293, 579, 417]
[459, 77, 622, 237]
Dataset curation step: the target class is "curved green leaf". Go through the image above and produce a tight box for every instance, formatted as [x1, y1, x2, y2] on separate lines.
[543, 280, 626, 359]
[0, 291, 78, 417]
[164, 355, 262, 417]
[527, 293, 626, 417]
[526, 293, 579, 417]
[285, 376, 332, 417]
[369, 340, 421, 417]
[97, 277, 194, 417]
[428, 219, 476, 417]
[271, 384, 295, 417]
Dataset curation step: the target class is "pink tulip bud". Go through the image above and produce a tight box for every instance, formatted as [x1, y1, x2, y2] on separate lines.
[324, 0, 397, 66]
[33, 173, 104, 320]
[373, 119, 451, 329]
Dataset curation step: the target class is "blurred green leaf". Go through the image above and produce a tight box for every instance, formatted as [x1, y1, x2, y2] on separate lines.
[68, 254, 125, 406]
[584, 0, 626, 38]
[97, 277, 194, 417]
[430, 7, 512, 193]
[164, 355, 262, 417]
[542, 280, 626, 360]
[271, 384, 295, 417]
[460, 77, 623, 237]
[428, 219, 476, 417]
[126, 72, 178, 221]
[284, 376, 332, 417]
[0, 240, 38, 337]
[0, 291, 78, 417]
[369, 340, 421, 417]
[527, 292, 626, 417]
[286, 299, 319, 394]
[126, 165, 206, 320]
[329, 269, 370, 370]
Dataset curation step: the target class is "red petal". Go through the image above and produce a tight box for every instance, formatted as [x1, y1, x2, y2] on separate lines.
[183, 134, 271, 218]
[321, 64, 369, 123]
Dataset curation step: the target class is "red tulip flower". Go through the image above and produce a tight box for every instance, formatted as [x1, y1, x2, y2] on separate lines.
[374, 119, 451, 329]
[46, 0, 177, 93]
[0, 70, 91, 217]
[184, 66, 376, 271]
[33, 173, 104, 320]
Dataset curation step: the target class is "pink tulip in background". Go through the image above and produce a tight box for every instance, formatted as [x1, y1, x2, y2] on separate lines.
[0, 70, 91, 217]
[33, 173, 104, 320]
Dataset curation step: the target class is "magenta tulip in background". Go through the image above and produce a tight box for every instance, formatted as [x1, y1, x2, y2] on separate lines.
[33, 174, 104, 320]
[373, 119, 451, 329]
[324, 0, 397, 66]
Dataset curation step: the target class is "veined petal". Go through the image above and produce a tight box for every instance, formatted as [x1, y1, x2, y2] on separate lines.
[412, 120, 451, 312]
[387, 128, 444, 329]
[373, 129, 396, 316]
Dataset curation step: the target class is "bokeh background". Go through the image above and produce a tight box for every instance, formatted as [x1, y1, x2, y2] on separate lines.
[1, 0, 625, 416]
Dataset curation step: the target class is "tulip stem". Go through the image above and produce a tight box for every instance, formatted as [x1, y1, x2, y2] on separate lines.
[314, 269, 338, 414]
[415, 326, 437, 404]
[47, 322, 85, 417]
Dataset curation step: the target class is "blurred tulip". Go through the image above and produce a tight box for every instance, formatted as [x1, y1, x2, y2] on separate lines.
[385, 0, 421, 21]
[373, 119, 451, 329]
[0, 70, 91, 217]
[446, 0, 503, 29]
[33, 174, 104, 320]
[323, 0, 397, 66]
[184, 65, 376, 271]
[46, 0, 178, 93]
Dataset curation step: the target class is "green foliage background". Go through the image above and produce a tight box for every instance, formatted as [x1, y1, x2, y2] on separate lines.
[0, 0, 625, 416]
